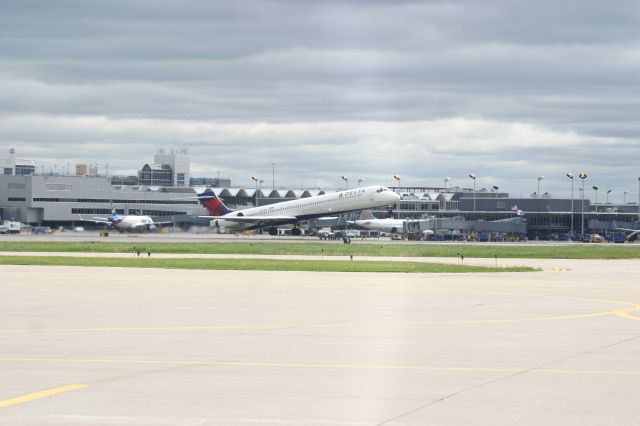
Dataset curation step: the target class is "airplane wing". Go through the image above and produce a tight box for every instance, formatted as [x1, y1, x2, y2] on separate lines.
[76, 215, 112, 225]
[91, 217, 111, 222]
[152, 220, 176, 225]
[199, 215, 297, 227]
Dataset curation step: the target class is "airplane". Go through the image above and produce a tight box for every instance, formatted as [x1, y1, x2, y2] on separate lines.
[77, 208, 173, 232]
[197, 186, 401, 234]
[616, 228, 640, 242]
[353, 210, 434, 236]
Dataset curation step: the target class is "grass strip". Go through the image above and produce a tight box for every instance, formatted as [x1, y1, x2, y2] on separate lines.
[0, 241, 638, 259]
[0, 256, 536, 273]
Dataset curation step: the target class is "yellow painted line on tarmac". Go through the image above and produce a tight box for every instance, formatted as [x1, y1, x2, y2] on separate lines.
[463, 290, 640, 322]
[614, 309, 640, 321]
[0, 309, 625, 334]
[1, 305, 636, 335]
[466, 290, 639, 308]
[0, 357, 639, 377]
[0, 384, 87, 409]
[1, 293, 637, 335]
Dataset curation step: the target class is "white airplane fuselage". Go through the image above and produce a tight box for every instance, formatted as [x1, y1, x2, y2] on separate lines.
[208, 186, 400, 233]
[354, 218, 406, 234]
[111, 215, 157, 231]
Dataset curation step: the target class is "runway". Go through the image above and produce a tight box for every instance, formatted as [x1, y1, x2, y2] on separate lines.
[1, 258, 639, 425]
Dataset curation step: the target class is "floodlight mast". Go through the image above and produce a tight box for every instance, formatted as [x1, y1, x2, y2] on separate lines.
[469, 173, 477, 213]
[566, 173, 574, 238]
[578, 172, 588, 237]
[251, 176, 260, 206]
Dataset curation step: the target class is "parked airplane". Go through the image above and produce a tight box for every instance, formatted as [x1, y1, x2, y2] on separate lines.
[616, 227, 640, 242]
[353, 210, 434, 236]
[78, 209, 173, 232]
[198, 186, 401, 234]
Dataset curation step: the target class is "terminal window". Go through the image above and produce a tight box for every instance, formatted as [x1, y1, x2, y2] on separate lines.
[3, 168, 12, 175]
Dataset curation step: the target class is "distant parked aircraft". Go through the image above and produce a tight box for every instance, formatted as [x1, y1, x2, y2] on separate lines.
[353, 210, 434, 236]
[616, 227, 640, 242]
[78, 207, 173, 232]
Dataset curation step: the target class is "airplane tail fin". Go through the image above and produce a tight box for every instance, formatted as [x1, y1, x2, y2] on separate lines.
[359, 209, 377, 220]
[197, 189, 234, 216]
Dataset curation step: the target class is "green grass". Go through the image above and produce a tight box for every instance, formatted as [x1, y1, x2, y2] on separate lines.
[0, 256, 536, 273]
[0, 241, 638, 259]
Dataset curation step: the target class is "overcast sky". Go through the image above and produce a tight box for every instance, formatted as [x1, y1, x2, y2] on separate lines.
[1, 0, 639, 200]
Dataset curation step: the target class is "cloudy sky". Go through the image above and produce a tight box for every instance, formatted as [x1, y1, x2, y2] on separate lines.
[1, 0, 639, 200]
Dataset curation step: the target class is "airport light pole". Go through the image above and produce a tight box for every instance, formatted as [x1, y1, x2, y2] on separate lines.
[566, 173, 574, 238]
[272, 163, 276, 189]
[606, 189, 612, 204]
[537, 176, 544, 197]
[393, 175, 401, 189]
[444, 177, 450, 191]
[358, 179, 363, 187]
[623, 190, 628, 204]
[251, 176, 259, 206]
[341, 175, 348, 190]
[592, 186, 599, 212]
[579, 172, 588, 236]
[340, 176, 349, 235]
[469, 173, 477, 213]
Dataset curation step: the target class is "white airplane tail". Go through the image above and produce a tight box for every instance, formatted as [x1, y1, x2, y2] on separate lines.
[359, 209, 377, 220]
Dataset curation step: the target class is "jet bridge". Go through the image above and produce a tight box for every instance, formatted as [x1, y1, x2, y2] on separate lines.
[404, 217, 526, 236]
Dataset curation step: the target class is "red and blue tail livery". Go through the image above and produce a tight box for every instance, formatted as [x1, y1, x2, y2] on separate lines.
[198, 189, 234, 216]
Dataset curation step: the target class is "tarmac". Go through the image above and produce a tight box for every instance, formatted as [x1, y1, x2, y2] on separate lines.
[0, 254, 639, 425]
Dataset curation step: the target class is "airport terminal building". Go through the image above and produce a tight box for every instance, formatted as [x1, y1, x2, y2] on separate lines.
[1, 143, 638, 238]
[0, 174, 204, 227]
[388, 187, 639, 239]
[2, 172, 639, 239]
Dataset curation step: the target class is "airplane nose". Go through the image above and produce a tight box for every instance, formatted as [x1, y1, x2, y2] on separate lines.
[389, 192, 401, 202]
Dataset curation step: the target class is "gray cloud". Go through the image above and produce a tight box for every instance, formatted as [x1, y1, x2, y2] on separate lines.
[1, 0, 639, 200]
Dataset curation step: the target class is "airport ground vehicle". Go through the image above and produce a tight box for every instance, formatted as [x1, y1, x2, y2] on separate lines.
[317, 229, 336, 240]
[0, 221, 21, 234]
